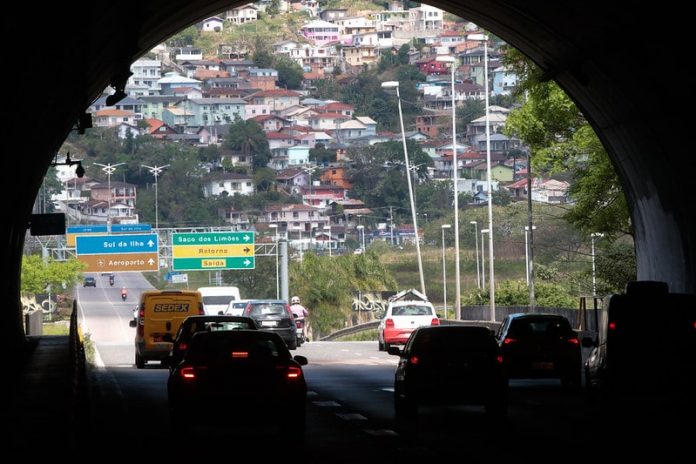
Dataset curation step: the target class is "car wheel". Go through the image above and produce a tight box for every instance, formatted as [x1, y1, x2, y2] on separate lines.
[135, 353, 145, 369]
[384, 342, 391, 352]
[378, 337, 385, 351]
[287, 338, 297, 350]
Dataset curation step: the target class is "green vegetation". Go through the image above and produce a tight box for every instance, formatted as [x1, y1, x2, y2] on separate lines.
[334, 328, 378, 342]
[42, 322, 70, 335]
[21, 255, 86, 294]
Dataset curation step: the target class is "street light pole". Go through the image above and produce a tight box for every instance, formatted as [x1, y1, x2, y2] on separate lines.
[94, 162, 125, 231]
[437, 54, 462, 319]
[470, 221, 480, 288]
[141, 164, 170, 229]
[591, 232, 604, 298]
[357, 225, 365, 252]
[269, 224, 279, 299]
[524, 225, 537, 286]
[441, 224, 451, 319]
[481, 229, 489, 288]
[382, 81, 426, 297]
[325, 224, 331, 257]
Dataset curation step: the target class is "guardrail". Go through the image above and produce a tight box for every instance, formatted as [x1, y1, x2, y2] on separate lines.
[68, 301, 88, 436]
[320, 319, 504, 341]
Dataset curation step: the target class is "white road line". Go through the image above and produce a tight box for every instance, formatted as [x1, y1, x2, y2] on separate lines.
[336, 413, 367, 421]
[380, 387, 395, 392]
[312, 400, 342, 407]
[364, 429, 399, 437]
[76, 293, 105, 368]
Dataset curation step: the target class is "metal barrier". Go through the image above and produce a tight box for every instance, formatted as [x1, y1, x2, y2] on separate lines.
[68, 301, 88, 437]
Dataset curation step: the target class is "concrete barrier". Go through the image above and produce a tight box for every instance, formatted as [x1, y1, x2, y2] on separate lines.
[25, 310, 43, 336]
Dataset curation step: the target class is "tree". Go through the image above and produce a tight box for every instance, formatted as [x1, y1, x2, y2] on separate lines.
[252, 47, 273, 69]
[309, 145, 336, 164]
[502, 47, 631, 240]
[274, 56, 304, 89]
[225, 119, 271, 169]
[254, 167, 276, 192]
[224, 256, 276, 298]
[21, 255, 86, 295]
[456, 99, 485, 132]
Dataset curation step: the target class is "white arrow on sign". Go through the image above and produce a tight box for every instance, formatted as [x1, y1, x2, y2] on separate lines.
[244, 259, 251, 266]
[243, 234, 251, 242]
[148, 258, 155, 265]
[147, 240, 155, 247]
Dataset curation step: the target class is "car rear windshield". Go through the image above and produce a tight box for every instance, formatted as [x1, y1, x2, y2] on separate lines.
[509, 317, 573, 337]
[412, 329, 495, 355]
[248, 303, 287, 317]
[184, 320, 255, 334]
[186, 332, 289, 364]
[391, 304, 433, 316]
[203, 296, 234, 305]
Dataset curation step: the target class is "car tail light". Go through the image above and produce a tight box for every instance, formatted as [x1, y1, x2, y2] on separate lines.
[180, 366, 196, 380]
[385, 318, 394, 328]
[503, 337, 517, 345]
[231, 351, 249, 359]
[177, 342, 188, 351]
[198, 302, 205, 315]
[608, 321, 617, 331]
[244, 303, 252, 316]
[409, 356, 420, 365]
[567, 337, 580, 345]
[286, 366, 302, 379]
[692, 321, 696, 330]
[496, 355, 504, 364]
[137, 304, 145, 336]
[431, 318, 440, 326]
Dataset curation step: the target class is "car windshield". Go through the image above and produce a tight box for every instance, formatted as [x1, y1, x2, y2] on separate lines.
[412, 329, 494, 356]
[391, 305, 433, 316]
[203, 296, 234, 305]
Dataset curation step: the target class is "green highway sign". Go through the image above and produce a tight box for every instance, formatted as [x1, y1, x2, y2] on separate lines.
[172, 232, 256, 271]
[172, 232, 254, 246]
[172, 257, 255, 271]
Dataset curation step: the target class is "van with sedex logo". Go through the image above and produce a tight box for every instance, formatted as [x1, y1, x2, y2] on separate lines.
[130, 290, 203, 368]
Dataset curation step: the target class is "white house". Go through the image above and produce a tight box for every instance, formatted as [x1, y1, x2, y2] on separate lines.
[202, 173, 255, 198]
[226, 4, 258, 24]
[201, 17, 224, 32]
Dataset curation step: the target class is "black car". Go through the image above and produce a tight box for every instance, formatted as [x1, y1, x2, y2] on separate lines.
[242, 300, 297, 350]
[83, 276, 97, 287]
[388, 325, 507, 417]
[497, 313, 581, 387]
[168, 315, 258, 370]
[168, 330, 308, 435]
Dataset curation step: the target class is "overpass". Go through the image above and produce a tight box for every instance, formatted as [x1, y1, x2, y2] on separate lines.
[2, 1, 693, 356]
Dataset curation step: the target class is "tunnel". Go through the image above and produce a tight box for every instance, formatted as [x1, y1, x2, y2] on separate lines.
[1, 0, 692, 353]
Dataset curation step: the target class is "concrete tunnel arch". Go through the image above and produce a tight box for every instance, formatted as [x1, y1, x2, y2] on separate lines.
[2, 1, 692, 350]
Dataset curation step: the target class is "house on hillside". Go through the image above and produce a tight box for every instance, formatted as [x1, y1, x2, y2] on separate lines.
[202, 172, 255, 198]
[225, 4, 258, 24]
[200, 17, 224, 32]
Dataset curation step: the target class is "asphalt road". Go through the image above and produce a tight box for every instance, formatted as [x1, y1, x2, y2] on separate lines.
[76, 277, 690, 461]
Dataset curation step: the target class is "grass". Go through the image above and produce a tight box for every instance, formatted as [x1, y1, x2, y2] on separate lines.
[42, 321, 70, 335]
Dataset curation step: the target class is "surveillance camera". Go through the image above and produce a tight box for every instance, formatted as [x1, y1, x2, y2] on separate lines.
[75, 162, 85, 178]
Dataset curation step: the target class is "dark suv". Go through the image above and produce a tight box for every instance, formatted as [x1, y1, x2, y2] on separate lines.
[83, 276, 97, 287]
[497, 313, 581, 387]
[388, 325, 507, 417]
[243, 300, 297, 350]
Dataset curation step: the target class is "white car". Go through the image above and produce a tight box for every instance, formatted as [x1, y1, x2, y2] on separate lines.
[225, 299, 253, 316]
[378, 290, 439, 351]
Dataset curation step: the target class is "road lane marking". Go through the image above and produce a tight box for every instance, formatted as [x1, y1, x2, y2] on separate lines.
[364, 429, 399, 437]
[313, 400, 342, 407]
[336, 413, 367, 421]
[380, 387, 395, 392]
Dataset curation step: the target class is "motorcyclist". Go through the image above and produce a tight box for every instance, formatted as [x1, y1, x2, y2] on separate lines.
[109, 274, 114, 286]
[290, 296, 309, 342]
[121, 286, 128, 301]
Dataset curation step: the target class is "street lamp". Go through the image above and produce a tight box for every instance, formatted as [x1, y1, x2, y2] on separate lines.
[524, 225, 537, 286]
[295, 225, 303, 262]
[357, 225, 365, 252]
[591, 232, 604, 298]
[441, 224, 451, 319]
[269, 224, 279, 299]
[470, 221, 480, 288]
[324, 224, 332, 257]
[436, 54, 462, 318]
[141, 164, 170, 229]
[94, 162, 125, 230]
[470, 33, 496, 321]
[481, 229, 489, 288]
[381, 80, 426, 297]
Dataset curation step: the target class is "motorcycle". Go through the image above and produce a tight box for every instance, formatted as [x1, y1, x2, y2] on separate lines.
[121, 292, 127, 302]
[109, 275, 114, 286]
[295, 318, 305, 347]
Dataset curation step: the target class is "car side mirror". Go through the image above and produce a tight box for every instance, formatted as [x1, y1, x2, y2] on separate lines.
[581, 336, 596, 348]
[218, 311, 224, 315]
[162, 334, 173, 343]
[387, 346, 403, 356]
[293, 355, 308, 366]
[129, 319, 137, 328]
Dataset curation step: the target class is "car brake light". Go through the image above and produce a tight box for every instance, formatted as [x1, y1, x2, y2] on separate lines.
[693, 321, 696, 330]
[198, 302, 205, 315]
[503, 337, 517, 345]
[180, 367, 196, 380]
[431, 318, 440, 326]
[409, 356, 419, 365]
[244, 303, 252, 316]
[567, 337, 579, 345]
[177, 342, 188, 351]
[385, 318, 394, 328]
[287, 366, 302, 379]
[231, 351, 249, 358]
[496, 355, 504, 364]
[608, 321, 617, 331]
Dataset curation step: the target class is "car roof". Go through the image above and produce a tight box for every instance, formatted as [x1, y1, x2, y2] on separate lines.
[182, 315, 254, 323]
[506, 313, 568, 320]
[415, 325, 493, 335]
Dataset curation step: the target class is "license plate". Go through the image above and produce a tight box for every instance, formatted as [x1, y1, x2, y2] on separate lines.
[261, 320, 278, 327]
[531, 362, 554, 370]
